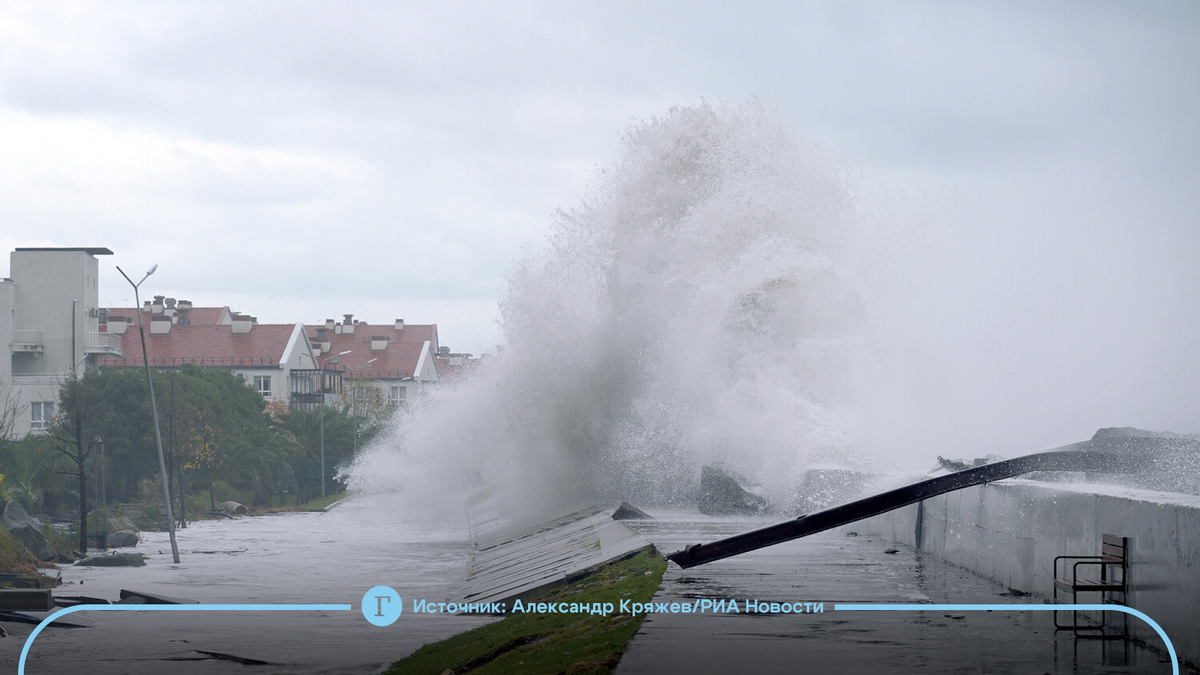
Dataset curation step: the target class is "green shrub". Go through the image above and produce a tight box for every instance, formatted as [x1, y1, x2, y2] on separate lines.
[0, 527, 32, 574]
[133, 505, 165, 532]
[43, 524, 77, 555]
[210, 481, 249, 505]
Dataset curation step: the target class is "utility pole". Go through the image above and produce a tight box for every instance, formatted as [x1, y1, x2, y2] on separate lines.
[117, 264, 180, 564]
[317, 350, 351, 499]
[98, 436, 107, 547]
[348, 357, 377, 457]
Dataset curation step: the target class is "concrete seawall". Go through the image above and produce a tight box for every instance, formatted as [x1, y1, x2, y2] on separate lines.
[854, 479, 1200, 668]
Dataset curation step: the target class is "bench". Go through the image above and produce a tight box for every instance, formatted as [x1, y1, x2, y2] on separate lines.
[1053, 534, 1128, 636]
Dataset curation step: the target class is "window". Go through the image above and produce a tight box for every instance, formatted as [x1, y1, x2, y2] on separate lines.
[31, 401, 54, 430]
[253, 375, 272, 398]
[389, 385, 406, 407]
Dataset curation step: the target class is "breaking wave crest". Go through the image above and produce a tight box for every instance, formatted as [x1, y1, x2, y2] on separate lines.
[344, 101, 871, 522]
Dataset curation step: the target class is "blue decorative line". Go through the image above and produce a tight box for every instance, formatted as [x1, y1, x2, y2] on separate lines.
[834, 603, 1179, 675]
[18, 603, 353, 675]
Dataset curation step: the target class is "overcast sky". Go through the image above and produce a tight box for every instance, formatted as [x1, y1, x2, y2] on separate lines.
[2, 2, 1197, 452]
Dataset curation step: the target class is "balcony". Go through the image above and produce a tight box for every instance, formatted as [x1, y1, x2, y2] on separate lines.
[84, 331, 123, 357]
[9, 330, 43, 352]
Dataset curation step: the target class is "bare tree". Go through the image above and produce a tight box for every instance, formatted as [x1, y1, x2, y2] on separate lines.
[48, 377, 100, 553]
[0, 383, 25, 444]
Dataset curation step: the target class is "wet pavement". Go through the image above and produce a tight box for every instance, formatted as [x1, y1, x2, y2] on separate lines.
[3, 496, 494, 675]
[619, 513, 1182, 674]
[4, 504, 1187, 674]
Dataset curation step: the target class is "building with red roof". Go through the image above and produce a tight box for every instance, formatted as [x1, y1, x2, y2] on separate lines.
[100, 301, 318, 407]
[307, 314, 440, 408]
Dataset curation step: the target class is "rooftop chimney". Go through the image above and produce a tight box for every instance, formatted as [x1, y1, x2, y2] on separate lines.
[343, 314, 355, 334]
[395, 319, 405, 330]
[232, 313, 253, 334]
[325, 319, 335, 330]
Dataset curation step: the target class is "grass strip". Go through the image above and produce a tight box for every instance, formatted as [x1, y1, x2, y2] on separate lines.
[385, 548, 667, 675]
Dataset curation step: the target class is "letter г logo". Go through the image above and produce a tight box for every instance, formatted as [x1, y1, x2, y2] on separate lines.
[362, 586, 402, 626]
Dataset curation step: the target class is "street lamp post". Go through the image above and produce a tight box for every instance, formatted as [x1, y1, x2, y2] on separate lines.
[116, 264, 180, 564]
[347, 357, 377, 456]
[98, 436, 107, 547]
[317, 350, 351, 498]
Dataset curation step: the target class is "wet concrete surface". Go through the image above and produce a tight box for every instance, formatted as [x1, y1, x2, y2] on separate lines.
[5, 505, 1188, 674]
[620, 513, 1185, 674]
[2, 496, 494, 675]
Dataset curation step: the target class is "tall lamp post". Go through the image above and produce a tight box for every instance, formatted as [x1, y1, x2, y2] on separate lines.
[317, 350, 351, 498]
[347, 357, 377, 456]
[116, 264, 180, 564]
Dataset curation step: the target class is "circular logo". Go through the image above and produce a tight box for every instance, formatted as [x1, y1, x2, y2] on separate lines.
[362, 585, 402, 626]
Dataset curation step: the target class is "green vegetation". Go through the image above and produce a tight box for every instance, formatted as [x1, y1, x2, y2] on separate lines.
[42, 523, 76, 557]
[0, 527, 34, 575]
[0, 527, 58, 584]
[294, 490, 349, 512]
[385, 549, 667, 675]
[131, 505, 165, 532]
[68, 509, 136, 538]
[0, 365, 389, 551]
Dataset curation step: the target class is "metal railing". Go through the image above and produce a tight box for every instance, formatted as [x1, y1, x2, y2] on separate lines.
[9, 330, 42, 351]
[84, 331, 123, 355]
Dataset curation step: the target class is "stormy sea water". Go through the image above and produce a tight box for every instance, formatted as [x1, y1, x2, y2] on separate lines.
[346, 101, 877, 524]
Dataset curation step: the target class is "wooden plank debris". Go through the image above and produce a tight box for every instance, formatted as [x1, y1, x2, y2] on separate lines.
[457, 506, 655, 609]
[118, 589, 200, 604]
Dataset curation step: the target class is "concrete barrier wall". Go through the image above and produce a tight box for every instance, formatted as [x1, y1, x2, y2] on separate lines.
[854, 479, 1200, 667]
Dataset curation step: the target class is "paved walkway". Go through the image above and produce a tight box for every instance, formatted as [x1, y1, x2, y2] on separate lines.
[619, 513, 1181, 674]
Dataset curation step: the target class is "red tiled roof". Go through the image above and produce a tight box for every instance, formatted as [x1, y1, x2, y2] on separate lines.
[308, 322, 438, 380]
[99, 323, 297, 368]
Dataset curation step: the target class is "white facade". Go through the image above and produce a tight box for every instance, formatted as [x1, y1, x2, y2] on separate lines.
[228, 324, 321, 407]
[350, 339, 440, 409]
[1, 248, 121, 438]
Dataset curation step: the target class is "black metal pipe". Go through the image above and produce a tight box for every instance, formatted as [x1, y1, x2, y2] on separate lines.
[667, 441, 1146, 568]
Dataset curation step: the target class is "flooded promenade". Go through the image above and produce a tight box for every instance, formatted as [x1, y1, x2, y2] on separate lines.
[3, 503, 1183, 674]
[619, 514, 1177, 675]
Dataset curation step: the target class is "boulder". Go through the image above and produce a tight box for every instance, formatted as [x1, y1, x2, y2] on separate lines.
[3, 499, 57, 561]
[75, 553, 146, 567]
[697, 465, 771, 516]
[107, 530, 140, 548]
[221, 501, 248, 515]
[8, 524, 58, 561]
[3, 498, 40, 531]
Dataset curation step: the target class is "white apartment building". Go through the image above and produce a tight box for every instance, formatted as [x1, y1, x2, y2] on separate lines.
[1, 247, 123, 438]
